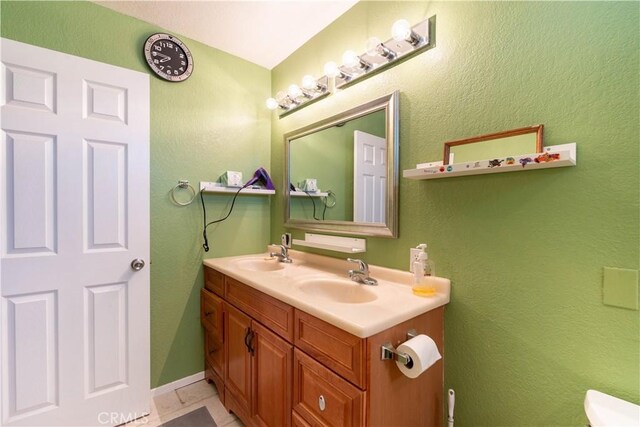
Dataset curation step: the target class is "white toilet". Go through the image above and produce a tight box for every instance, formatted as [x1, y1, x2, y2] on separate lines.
[584, 389, 640, 427]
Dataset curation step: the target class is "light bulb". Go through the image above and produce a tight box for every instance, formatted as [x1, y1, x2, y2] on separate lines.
[342, 50, 360, 68]
[275, 91, 287, 102]
[302, 75, 317, 90]
[392, 19, 412, 41]
[366, 37, 383, 56]
[324, 61, 339, 77]
[266, 97, 278, 110]
[288, 84, 302, 98]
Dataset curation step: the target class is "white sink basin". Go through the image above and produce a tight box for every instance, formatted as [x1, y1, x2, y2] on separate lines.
[585, 389, 640, 427]
[295, 277, 378, 304]
[231, 257, 285, 272]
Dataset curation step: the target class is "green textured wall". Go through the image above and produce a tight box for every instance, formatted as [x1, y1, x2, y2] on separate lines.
[271, 2, 639, 425]
[1, 1, 271, 388]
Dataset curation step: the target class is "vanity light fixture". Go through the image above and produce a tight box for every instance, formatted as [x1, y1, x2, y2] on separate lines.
[391, 19, 422, 45]
[333, 16, 432, 89]
[265, 97, 279, 110]
[266, 15, 435, 117]
[323, 61, 347, 79]
[302, 75, 327, 93]
[288, 84, 304, 99]
[366, 37, 397, 61]
[268, 75, 330, 115]
[342, 50, 372, 71]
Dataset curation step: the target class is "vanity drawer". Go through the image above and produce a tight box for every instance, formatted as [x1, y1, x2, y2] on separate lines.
[205, 267, 225, 296]
[293, 349, 365, 427]
[225, 276, 295, 342]
[294, 310, 366, 389]
[292, 411, 311, 427]
[201, 289, 224, 336]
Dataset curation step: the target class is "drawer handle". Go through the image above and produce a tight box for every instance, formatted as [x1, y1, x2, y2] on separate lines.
[318, 395, 326, 412]
[205, 311, 213, 316]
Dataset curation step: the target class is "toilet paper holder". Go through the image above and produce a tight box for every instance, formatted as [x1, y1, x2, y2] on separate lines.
[381, 329, 417, 366]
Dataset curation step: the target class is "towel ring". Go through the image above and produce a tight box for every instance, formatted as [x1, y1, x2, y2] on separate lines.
[322, 190, 337, 208]
[170, 180, 196, 206]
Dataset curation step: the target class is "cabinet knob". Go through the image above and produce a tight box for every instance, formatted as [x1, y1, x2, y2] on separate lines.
[318, 395, 326, 412]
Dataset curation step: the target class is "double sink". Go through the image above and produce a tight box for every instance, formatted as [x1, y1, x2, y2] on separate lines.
[231, 256, 377, 304]
[204, 249, 451, 338]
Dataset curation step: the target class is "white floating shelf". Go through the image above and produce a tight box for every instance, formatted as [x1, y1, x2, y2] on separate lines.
[200, 181, 275, 195]
[290, 191, 329, 197]
[403, 143, 576, 180]
[292, 233, 366, 253]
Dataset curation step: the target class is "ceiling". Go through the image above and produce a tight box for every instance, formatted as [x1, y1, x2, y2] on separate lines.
[95, 0, 358, 69]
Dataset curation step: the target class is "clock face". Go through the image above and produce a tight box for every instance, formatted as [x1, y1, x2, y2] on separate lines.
[143, 33, 193, 82]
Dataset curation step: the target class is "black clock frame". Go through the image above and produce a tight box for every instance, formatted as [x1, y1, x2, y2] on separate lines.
[143, 33, 193, 82]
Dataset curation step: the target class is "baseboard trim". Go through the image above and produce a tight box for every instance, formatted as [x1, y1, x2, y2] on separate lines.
[151, 371, 205, 397]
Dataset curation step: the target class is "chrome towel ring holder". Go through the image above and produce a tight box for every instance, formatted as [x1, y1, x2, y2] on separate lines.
[322, 190, 337, 208]
[170, 180, 196, 206]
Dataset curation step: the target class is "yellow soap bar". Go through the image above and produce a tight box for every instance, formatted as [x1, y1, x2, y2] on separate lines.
[412, 286, 437, 297]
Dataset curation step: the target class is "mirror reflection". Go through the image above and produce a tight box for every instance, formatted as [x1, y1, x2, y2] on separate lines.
[285, 92, 399, 238]
[444, 125, 543, 165]
[289, 110, 386, 222]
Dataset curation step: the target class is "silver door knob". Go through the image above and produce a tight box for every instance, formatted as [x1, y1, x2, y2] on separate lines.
[131, 259, 145, 271]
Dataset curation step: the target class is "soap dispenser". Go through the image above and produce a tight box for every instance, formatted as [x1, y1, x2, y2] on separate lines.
[412, 246, 436, 297]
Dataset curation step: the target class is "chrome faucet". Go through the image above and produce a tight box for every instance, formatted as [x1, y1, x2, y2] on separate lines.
[347, 258, 378, 286]
[269, 245, 292, 263]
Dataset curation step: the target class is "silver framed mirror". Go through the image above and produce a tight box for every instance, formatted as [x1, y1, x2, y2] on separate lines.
[284, 91, 399, 238]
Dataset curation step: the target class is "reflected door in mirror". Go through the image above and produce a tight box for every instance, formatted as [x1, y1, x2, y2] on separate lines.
[354, 130, 386, 223]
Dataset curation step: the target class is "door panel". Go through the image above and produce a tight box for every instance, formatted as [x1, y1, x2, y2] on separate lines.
[2, 291, 58, 420]
[83, 139, 127, 251]
[1, 38, 149, 426]
[225, 304, 252, 414]
[353, 130, 386, 223]
[2, 131, 57, 256]
[84, 283, 128, 396]
[252, 321, 292, 427]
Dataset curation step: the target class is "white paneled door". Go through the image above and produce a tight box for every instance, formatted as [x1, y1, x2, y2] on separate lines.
[353, 130, 386, 223]
[0, 38, 150, 426]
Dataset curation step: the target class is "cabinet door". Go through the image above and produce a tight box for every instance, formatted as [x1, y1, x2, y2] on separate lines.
[201, 289, 224, 337]
[251, 321, 293, 427]
[225, 304, 252, 414]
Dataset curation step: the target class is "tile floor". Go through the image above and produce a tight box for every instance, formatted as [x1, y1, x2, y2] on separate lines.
[126, 380, 243, 427]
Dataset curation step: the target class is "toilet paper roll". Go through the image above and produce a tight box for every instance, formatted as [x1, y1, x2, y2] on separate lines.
[395, 334, 442, 379]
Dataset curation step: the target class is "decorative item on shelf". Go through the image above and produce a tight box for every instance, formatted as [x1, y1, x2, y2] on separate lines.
[519, 157, 533, 167]
[267, 16, 435, 117]
[534, 152, 561, 163]
[404, 143, 577, 180]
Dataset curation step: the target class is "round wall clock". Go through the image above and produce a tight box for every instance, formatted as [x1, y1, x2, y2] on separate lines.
[143, 33, 193, 82]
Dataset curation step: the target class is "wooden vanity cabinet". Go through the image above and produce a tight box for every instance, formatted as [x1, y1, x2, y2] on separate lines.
[200, 288, 225, 404]
[201, 266, 444, 427]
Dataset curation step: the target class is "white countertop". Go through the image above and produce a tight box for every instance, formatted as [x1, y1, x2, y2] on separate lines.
[203, 250, 450, 338]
